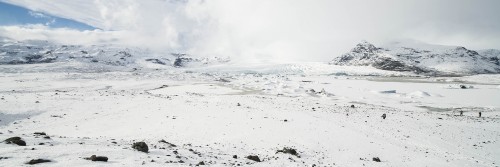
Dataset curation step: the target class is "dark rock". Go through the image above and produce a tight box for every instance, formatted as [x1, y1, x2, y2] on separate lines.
[233, 155, 238, 159]
[372, 157, 381, 162]
[26, 159, 51, 165]
[197, 161, 205, 165]
[4, 137, 26, 146]
[350, 104, 355, 108]
[246, 155, 261, 162]
[34, 132, 46, 135]
[159, 139, 176, 147]
[277, 147, 299, 157]
[85, 155, 108, 162]
[132, 142, 149, 153]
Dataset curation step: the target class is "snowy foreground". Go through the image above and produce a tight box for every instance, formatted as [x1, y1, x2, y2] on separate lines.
[1, 64, 500, 167]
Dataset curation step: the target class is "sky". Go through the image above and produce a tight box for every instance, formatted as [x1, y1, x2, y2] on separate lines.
[0, 2, 95, 30]
[0, 0, 499, 62]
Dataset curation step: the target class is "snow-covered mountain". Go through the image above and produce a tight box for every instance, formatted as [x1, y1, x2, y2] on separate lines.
[329, 40, 500, 75]
[0, 38, 230, 68]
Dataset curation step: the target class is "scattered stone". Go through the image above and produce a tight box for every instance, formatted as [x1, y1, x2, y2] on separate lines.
[237, 103, 241, 106]
[35, 101, 40, 103]
[85, 155, 108, 162]
[197, 161, 205, 166]
[350, 104, 355, 108]
[277, 147, 299, 157]
[246, 155, 261, 162]
[4, 137, 26, 146]
[372, 157, 381, 162]
[233, 155, 238, 159]
[132, 142, 149, 153]
[284, 119, 288, 122]
[34, 132, 46, 136]
[381, 114, 386, 119]
[43, 136, 51, 139]
[26, 159, 51, 165]
[159, 139, 176, 147]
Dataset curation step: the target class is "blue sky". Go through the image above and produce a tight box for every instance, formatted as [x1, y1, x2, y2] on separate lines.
[0, 1, 95, 30]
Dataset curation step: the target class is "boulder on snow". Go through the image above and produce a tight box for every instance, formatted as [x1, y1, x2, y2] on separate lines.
[26, 159, 51, 165]
[132, 142, 149, 153]
[4, 137, 26, 146]
[276, 147, 300, 157]
[85, 155, 108, 162]
[34, 132, 46, 136]
[372, 157, 381, 162]
[246, 155, 261, 162]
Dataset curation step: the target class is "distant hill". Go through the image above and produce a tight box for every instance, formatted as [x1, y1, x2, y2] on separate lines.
[0, 38, 229, 69]
[329, 40, 500, 76]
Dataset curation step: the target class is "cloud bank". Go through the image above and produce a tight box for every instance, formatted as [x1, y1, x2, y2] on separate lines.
[1, 0, 500, 62]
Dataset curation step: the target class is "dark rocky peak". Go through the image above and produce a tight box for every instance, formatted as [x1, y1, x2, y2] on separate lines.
[172, 53, 190, 67]
[454, 46, 479, 57]
[351, 41, 380, 54]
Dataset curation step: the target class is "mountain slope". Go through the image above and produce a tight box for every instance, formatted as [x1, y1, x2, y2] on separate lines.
[329, 41, 500, 75]
[0, 38, 230, 69]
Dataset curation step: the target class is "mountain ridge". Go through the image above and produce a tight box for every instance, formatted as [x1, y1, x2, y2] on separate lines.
[330, 40, 500, 75]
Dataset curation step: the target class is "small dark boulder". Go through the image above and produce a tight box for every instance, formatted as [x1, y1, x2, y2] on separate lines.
[372, 157, 381, 162]
[26, 159, 51, 165]
[4, 137, 26, 146]
[197, 161, 205, 165]
[85, 155, 108, 162]
[277, 147, 299, 157]
[233, 155, 238, 159]
[246, 155, 261, 162]
[34, 132, 46, 136]
[132, 142, 149, 153]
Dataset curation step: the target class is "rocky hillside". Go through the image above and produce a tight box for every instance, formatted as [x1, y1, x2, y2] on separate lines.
[329, 41, 500, 75]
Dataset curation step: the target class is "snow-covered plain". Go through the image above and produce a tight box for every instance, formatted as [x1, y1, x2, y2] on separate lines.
[1, 63, 499, 167]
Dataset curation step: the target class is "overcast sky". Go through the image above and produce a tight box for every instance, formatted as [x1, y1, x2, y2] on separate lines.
[1, 0, 499, 62]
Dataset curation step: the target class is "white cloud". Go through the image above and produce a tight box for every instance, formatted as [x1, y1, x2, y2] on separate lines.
[1, 0, 500, 62]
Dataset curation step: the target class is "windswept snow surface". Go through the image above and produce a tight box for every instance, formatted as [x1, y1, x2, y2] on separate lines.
[0, 63, 499, 167]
